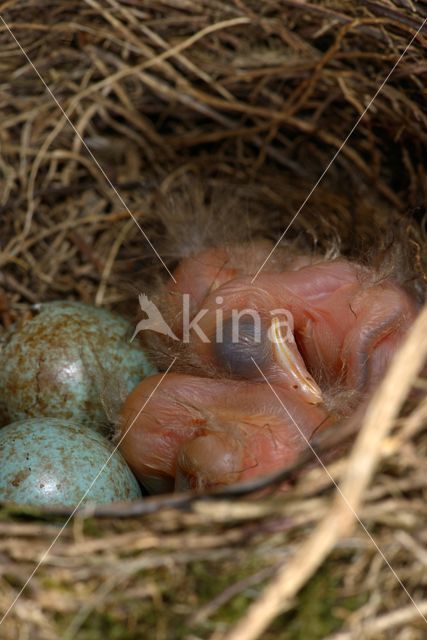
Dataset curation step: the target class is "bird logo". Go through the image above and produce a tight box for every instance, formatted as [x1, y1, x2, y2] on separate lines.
[131, 293, 179, 342]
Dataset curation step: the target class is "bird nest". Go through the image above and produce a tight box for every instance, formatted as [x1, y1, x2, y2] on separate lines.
[0, 1, 427, 638]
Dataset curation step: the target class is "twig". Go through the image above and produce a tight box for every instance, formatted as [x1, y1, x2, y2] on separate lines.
[327, 599, 427, 639]
[190, 564, 280, 626]
[220, 305, 427, 640]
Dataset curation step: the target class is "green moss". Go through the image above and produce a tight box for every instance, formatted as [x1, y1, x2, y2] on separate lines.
[266, 561, 368, 640]
[53, 556, 368, 640]
[81, 517, 103, 537]
[189, 557, 368, 639]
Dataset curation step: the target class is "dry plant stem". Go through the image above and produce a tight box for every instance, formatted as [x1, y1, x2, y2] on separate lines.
[190, 565, 280, 626]
[327, 599, 427, 640]
[397, 393, 427, 441]
[396, 531, 427, 570]
[221, 305, 427, 640]
[0, 3, 426, 636]
[94, 217, 135, 305]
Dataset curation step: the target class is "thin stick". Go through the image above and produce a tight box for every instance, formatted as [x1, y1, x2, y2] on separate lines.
[327, 599, 427, 640]
[221, 305, 427, 640]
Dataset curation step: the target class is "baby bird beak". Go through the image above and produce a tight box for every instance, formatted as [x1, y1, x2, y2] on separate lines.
[269, 316, 323, 405]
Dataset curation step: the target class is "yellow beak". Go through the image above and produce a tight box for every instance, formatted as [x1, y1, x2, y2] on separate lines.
[270, 316, 323, 405]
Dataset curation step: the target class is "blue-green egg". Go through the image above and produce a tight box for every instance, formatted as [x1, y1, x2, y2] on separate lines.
[0, 301, 156, 432]
[0, 418, 142, 506]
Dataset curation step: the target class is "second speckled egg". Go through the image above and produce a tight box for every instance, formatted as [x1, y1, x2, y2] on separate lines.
[0, 301, 156, 431]
[0, 418, 142, 506]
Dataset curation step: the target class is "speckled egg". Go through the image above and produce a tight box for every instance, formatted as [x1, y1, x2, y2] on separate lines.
[0, 301, 156, 432]
[0, 418, 142, 506]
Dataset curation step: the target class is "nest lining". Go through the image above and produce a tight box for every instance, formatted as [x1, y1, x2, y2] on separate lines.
[0, 1, 426, 638]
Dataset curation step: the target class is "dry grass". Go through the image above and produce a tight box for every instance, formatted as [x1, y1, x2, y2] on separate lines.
[0, 1, 427, 638]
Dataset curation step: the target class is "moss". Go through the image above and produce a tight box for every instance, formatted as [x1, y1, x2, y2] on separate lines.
[81, 517, 103, 537]
[56, 592, 191, 640]
[187, 557, 368, 639]
[53, 557, 368, 640]
[266, 562, 368, 640]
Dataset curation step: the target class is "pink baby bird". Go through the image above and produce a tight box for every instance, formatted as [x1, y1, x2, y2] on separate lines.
[119, 241, 418, 492]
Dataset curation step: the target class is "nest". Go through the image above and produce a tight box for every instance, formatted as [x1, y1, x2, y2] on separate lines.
[0, 1, 427, 638]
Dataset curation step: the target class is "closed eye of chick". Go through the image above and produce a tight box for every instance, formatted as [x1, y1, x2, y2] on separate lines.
[118, 236, 420, 493]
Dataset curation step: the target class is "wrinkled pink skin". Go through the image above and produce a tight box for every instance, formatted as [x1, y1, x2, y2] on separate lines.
[193, 260, 416, 393]
[120, 245, 418, 492]
[120, 373, 332, 492]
